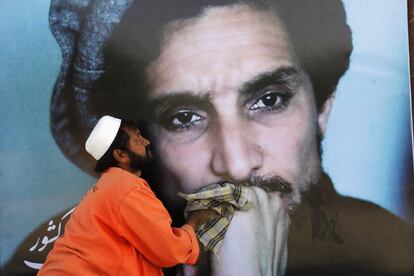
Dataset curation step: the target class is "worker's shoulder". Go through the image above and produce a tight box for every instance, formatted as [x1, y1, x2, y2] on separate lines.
[96, 167, 149, 198]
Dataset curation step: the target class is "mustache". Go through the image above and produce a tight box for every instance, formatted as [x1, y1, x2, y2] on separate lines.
[242, 175, 293, 195]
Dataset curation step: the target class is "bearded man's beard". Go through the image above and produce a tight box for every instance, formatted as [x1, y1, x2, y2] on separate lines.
[125, 147, 152, 173]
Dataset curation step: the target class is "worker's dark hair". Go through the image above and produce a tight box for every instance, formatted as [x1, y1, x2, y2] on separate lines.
[94, 119, 140, 173]
[99, 0, 352, 111]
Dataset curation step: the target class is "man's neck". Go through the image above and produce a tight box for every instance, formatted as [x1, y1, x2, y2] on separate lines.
[125, 166, 141, 178]
[117, 163, 142, 178]
[133, 169, 142, 178]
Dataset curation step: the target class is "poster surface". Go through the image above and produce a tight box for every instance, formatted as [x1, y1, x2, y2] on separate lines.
[1, 0, 413, 275]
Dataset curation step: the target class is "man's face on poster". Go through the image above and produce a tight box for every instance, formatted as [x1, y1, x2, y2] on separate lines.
[146, 4, 332, 204]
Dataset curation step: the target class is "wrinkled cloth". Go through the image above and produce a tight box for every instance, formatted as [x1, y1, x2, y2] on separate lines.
[211, 186, 290, 275]
[49, 0, 133, 123]
[49, 0, 133, 174]
[179, 183, 250, 256]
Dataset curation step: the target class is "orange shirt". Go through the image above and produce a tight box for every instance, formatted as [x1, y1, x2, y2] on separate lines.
[38, 167, 199, 276]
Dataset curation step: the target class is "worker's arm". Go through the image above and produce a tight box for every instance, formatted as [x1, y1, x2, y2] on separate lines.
[186, 209, 219, 231]
[116, 185, 213, 267]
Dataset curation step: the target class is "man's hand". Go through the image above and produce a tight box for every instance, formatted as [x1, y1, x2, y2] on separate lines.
[186, 209, 219, 231]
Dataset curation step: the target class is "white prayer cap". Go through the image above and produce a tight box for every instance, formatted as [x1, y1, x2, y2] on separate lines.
[85, 115, 122, 160]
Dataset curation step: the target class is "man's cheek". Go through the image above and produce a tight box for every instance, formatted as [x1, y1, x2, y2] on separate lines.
[260, 131, 310, 175]
[160, 144, 210, 193]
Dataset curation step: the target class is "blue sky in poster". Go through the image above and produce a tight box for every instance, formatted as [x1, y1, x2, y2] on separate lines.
[0, 0, 412, 268]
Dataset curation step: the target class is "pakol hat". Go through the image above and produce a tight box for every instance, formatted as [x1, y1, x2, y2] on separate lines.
[85, 115, 122, 160]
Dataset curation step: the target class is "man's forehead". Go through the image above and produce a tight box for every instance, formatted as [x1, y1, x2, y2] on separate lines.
[158, 4, 288, 57]
[146, 3, 296, 97]
[123, 126, 140, 135]
[163, 4, 281, 39]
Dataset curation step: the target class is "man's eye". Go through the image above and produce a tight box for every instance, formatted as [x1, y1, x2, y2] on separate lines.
[249, 92, 290, 112]
[167, 110, 205, 131]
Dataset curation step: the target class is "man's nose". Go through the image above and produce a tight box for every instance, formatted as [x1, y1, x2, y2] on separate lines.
[210, 122, 263, 182]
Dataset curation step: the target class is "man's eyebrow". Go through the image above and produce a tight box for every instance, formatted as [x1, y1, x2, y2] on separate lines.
[148, 67, 301, 116]
[239, 67, 301, 96]
[149, 92, 212, 117]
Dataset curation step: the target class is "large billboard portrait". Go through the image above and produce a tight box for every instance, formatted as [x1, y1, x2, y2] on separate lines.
[1, 0, 413, 275]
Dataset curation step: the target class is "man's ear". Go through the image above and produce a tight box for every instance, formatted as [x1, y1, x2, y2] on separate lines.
[113, 149, 129, 164]
[318, 95, 335, 136]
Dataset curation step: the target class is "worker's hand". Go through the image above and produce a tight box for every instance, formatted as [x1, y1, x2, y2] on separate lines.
[186, 209, 219, 231]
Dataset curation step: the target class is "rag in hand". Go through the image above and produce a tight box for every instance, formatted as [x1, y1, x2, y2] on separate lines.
[179, 183, 250, 256]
